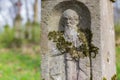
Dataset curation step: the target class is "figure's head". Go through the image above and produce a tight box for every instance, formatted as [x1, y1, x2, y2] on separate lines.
[62, 9, 79, 27]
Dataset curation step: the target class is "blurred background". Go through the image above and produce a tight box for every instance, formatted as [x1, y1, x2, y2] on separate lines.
[114, 0, 120, 80]
[0, 0, 120, 80]
[0, 0, 41, 80]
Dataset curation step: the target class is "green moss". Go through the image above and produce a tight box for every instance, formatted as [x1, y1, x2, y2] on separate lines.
[110, 0, 116, 2]
[48, 28, 99, 59]
[111, 74, 117, 80]
[103, 77, 107, 80]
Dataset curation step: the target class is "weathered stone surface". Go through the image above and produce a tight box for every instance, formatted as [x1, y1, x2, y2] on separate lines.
[40, 0, 116, 80]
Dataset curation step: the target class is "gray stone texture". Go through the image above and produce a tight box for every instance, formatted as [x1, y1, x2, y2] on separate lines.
[40, 0, 116, 80]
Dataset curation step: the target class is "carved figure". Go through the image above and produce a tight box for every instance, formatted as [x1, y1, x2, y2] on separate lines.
[62, 9, 89, 59]
[63, 9, 81, 48]
[48, 9, 89, 60]
[48, 9, 98, 80]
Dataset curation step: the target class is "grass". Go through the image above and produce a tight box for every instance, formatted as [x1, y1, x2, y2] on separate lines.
[0, 49, 40, 80]
[116, 46, 120, 80]
[0, 23, 41, 80]
[115, 24, 120, 80]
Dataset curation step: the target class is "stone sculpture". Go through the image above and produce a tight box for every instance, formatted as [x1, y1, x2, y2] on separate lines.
[62, 9, 89, 59]
[41, 0, 116, 79]
[48, 9, 89, 60]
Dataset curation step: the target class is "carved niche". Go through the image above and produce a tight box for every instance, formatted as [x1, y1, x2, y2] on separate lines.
[47, 1, 98, 80]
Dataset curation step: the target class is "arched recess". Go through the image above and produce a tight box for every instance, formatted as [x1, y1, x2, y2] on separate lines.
[54, 1, 91, 30]
[49, 1, 91, 43]
[47, 1, 92, 80]
[50, 1, 91, 30]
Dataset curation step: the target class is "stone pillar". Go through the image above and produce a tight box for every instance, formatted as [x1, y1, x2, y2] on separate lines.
[99, 0, 116, 80]
[40, 0, 116, 80]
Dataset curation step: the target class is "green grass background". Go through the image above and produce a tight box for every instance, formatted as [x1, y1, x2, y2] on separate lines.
[116, 46, 120, 80]
[0, 49, 40, 80]
[0, 24, 41, 80]
[115, 24, 120, 80]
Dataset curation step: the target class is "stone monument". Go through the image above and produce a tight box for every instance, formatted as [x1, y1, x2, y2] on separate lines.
[41, 0, 116, 80]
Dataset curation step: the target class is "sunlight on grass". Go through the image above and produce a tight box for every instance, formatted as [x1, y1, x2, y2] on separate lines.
[0, 49, 40, 80]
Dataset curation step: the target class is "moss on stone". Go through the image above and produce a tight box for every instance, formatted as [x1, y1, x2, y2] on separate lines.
[110, 0, 116, 2]
[103, 77, 107, 80]
[111, 74, 117, 80]
[48, 28, 99, 59]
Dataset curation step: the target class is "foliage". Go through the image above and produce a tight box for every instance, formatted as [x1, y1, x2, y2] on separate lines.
[24, 22, 40, 44]
[116, 46, 120, 80]
[115, 24, 120, 40]
[31, 22, 40, 44]
[0, 25, 24, 48]
[0, 25, 15, 48]
[115, 24, 120, 80]
[0, 49, 40, 80]
[0, 23, 40, 48]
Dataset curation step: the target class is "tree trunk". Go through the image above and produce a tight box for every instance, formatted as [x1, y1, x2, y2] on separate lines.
[34, 0, 38, 23]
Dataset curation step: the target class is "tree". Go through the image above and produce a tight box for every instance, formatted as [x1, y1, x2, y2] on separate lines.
[34, 0, 38, 23]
